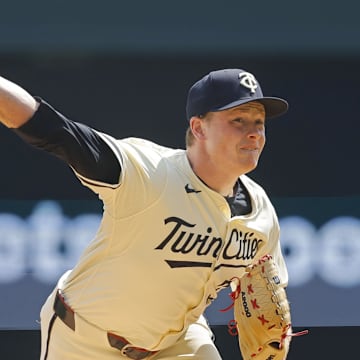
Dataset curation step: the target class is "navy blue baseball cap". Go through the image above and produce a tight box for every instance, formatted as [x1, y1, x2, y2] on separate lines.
[186, 69, 288, 120]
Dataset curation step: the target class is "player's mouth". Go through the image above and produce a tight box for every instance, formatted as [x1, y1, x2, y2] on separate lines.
[240, 147, 259, 152]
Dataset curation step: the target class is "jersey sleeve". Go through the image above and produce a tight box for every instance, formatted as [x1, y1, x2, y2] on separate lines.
[12, 98, 121, 186]
[241, 175, 289, 287]
[268, 216, 289, 287]
[263, 197, 288, 287]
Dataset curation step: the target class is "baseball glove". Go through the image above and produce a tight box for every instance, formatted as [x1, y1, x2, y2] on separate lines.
[226, 255, 307, 360]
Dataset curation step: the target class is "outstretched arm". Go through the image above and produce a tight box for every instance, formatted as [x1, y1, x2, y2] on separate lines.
[0, 76, 39, 128]
[0, 75, 121, 185]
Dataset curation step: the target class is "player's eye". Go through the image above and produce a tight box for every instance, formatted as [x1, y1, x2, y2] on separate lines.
[255, 119, 265, 126]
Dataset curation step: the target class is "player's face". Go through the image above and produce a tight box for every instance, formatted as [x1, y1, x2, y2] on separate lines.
[202, 102, 266, 175]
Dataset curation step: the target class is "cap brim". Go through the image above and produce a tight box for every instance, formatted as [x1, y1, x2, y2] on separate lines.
[214, 96, 289, 119]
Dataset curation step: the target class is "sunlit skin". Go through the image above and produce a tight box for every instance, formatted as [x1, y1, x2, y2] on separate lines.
[186, 101, 266, 197]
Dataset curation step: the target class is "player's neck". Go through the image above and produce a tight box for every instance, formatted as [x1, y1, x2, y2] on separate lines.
[186, 149, 238, 197]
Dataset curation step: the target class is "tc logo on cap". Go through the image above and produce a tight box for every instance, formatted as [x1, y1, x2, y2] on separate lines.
[238, 72, 258, 94]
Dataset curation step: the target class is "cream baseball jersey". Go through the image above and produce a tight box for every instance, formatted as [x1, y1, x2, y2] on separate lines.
[60, 135, 288, 351]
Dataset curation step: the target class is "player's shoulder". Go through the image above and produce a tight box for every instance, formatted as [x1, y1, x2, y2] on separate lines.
[122, 137, 174, 154]
[241, 174, 277, 216]
[240, 174, 268, 197]
[120, 137, 184, 164]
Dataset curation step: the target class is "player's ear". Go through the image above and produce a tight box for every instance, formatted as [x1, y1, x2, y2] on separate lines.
[189, 116, 206, 140]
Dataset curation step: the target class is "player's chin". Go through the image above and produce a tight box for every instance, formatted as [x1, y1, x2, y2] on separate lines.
[237, 155, 260, 173]
[236, 161, 259, 175]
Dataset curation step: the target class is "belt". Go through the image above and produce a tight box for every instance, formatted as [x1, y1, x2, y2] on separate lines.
[53, 290, 157, 360]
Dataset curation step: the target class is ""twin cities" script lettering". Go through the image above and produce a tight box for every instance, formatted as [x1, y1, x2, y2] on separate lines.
[155, 216, 263, 262]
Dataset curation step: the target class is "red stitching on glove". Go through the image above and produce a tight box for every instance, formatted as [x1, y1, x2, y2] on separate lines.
[279, 324, 309, 348]
[251, 299, 260, 309]
[219, 277, 241, 312]
[219, 277, 242, 335]
[227, 319, 238, 336]
[258, 315, 269, 325]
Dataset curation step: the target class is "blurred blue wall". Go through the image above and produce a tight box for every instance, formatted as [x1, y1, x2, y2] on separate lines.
[1, 0, 360, 55]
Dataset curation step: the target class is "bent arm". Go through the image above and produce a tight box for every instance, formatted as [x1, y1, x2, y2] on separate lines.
[13, 99, 122, 184]
[0, 76, 39, 128]
[0, 75, 121, 184]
